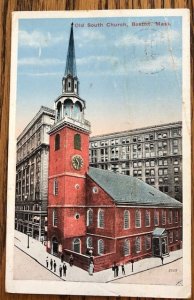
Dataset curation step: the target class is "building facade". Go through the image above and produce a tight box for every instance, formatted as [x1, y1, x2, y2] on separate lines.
[47, 24, 182, 273]
[15, 106, 55, 240]
[89, 123, 182, 202]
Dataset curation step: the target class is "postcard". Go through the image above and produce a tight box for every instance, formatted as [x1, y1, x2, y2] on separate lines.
[6, 9, 191, 298]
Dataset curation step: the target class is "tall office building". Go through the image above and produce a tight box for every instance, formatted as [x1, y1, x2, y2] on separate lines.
[89, 122, 182, 202]
[15, 106, 55, 240]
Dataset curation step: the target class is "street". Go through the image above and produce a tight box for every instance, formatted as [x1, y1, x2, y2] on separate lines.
[14, 246, 62, 281]
[111, 258, 182, 285]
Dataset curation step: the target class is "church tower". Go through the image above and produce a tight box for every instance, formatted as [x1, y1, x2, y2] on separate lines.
[47, 24, 91, 256]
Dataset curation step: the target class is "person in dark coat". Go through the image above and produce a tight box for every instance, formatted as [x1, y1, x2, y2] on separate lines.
[69, 254, 74, 266]
[116, 265, 119, 277]
[121, 264, 125, 275]
[61, 253, 64, 262]
[46, 256, 49, 268]
[53, 260, 57, 272]
[50, 258, 53, 270]
[112, 262, 117, 277]
[59, 265, 62, 277]
[63, 262, 67, 277]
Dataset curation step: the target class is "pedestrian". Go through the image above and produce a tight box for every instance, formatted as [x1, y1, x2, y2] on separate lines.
[69, 254, 74, 266]
[61, 253, 64, 262]
[131, 259, 134, 272]
[116, 265, 119, 277]
[88, 261, 94, 276]
[121, 264, 125, 275]
[59, 265, 62, 277]
[112, 262, 116, 277]
[53, 260, 57, 272]
[46, 256, 49, 268]
[63, 262, 67, 277]
[161, 256, 164, 265]
[50, 258, 53, 270]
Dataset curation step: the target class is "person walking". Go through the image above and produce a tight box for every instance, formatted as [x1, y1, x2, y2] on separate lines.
[61, 253, 64, 263]
[69, 254, 74, 267]
[53, 260, 57, 272]
[88, 261, 94, 276]
[121, 264, 125, 275]
[46, 256, 49, 268]
[63, 262, 67, 277]
[116, 265, 119, 277]
[161, 256, 164, 265]
[59, 265, 62, 277]
[50, 258, 53, 270]
[112, 262, 117, 278]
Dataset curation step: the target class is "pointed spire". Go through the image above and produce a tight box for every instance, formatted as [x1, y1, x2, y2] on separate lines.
[65, 23, 77, 77]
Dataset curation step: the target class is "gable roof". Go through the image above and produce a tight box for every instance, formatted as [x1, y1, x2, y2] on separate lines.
[87, 167, 182, 208]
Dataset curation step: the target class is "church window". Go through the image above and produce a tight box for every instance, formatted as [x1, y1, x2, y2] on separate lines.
[168, 210, 172, 224]
[87, 209, 93, 226]
[145, 210, 150, 227]
[162, 210, 166, 225]
[52, 209, 57, 227]
[154, 210, 159, 226]
[135, 210, 141, 228]
[74, 134, 81, 150]
[98, 239, 104, 255]
[97, 209, 104, 228]
[145, 235, 151, 250]
[124, 210, 130, 229]
[123, 239, 130, 256]
[86, 237, 92, 248]
[73, 238, 81, 253]
[53, 178, 58, 196]
[174, 210, 178, 223]
[135, 237, 141, 253]
[92, 186, 98, 194]
[169, 231, 173, 243]
[55, 134, 60, 150]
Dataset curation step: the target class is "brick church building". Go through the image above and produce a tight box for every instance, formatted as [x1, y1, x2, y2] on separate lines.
[47, 24, 182, 272]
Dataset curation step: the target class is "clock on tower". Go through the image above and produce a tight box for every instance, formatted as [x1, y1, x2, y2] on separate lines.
[47, 23, 91, 258]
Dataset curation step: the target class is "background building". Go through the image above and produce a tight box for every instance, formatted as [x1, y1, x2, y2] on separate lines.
[89, 122, 182, 202]
[15, 106, 55, 240]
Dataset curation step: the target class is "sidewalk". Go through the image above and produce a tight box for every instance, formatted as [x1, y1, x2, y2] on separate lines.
[14, 230, 182, 283]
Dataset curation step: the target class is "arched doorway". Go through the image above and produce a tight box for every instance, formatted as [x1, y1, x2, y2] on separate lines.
[52, 237, 58, 256]
[73, 238, 81, 253]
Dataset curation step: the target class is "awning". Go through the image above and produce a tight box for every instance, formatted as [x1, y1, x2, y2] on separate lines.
[152, 228, 167, 237]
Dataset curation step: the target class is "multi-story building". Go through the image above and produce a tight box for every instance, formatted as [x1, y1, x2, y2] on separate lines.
[15, 106, 55, 240]
[89, 123, 182, 202]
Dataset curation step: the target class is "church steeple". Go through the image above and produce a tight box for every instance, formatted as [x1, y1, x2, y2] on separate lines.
[62, 23, 79, 95]
[65, 23, 77, 78]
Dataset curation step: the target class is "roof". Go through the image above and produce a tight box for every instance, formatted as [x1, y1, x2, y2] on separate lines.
[65, 23, 77, 77]
[152, 228, 167, 236]
[87, 167, 182, 208]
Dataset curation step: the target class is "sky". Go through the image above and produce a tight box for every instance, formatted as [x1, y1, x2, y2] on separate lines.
[16, 16, 182, 136]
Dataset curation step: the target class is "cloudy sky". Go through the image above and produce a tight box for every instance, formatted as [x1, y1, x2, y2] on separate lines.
[16, 16, 182, 136]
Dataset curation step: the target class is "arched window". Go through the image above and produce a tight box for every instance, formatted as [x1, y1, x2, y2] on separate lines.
[55, 134, 60, 151]
[73, 238, 81, 253]
[135, 237, 141, 253]
[98, 239, 104, 255]
[53, 178, 58, 195]
[162, 210, 166, 225]
[124, 210, 130, 229]
[56, 102, 62, 121]
[64, 99, 73, 117]
[154, 210, 159, 226]
[74, 133, 81, 150]
[52, 209, 57, 227]
[73, 101, 82, 120]
[123, 239, 130, 256]
[135, 210, 141, 228]
[97, 209, 104, 228]
[168, 210, 172, 224]
[86, 237, 92, 248]
[145, 210, 150, 227]
[87, 209, 93, 226]
[145, 235, 151, 250]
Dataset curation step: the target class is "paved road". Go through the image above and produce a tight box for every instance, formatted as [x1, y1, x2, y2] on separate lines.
[14, 246, 62, 281]
[111, 258, 182, 285]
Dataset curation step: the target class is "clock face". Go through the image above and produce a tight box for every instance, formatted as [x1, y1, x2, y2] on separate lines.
[72, 155, 84, 170]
